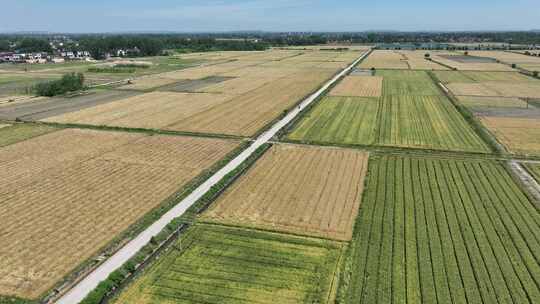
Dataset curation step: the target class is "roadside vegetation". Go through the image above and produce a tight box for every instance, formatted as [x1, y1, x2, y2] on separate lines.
[34, 72, 86, 97]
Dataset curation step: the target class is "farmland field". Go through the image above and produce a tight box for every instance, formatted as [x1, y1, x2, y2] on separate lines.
[0, 123, 57, 147]
[329, 76, 383, 97]
[359, 50, 409, 69]
[480, 116, 540, 155]
[338, 155, 540, 304]
[288, 71, 489, 153]
[0, 129, 239, 299]
[113, 224, 343, 304]
[288, 97, 379, 145]
[203, 144, 369, 241]
[377, 70, 441, 96]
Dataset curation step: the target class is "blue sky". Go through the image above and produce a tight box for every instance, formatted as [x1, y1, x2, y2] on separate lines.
[1, 0, 539, 33]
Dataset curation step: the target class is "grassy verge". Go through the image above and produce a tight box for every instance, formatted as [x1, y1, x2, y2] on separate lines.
[0, 123, 59, 147]
[79, 144, 270, 304]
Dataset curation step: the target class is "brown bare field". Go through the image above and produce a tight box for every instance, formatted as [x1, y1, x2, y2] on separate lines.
[480, 116, 540, 155]
[457, 96, 528, 108]
[0, 129, 239, 299]
[446, 82, 501, 96]
[329, 75, 383, 97]
[202, 144, 369, 241]
[167, 70, 335, 136]
[42, 92, 234, 131]
[360, 50, 409, 69]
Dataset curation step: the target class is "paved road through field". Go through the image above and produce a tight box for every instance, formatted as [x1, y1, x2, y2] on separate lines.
[55, 50, 370, 304]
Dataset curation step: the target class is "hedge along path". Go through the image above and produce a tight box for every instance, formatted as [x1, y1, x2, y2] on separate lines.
[202, 144, 369, 241]
[0, 129, 240, 300]
[337, 155, 540, 304]
[113, 224, 344, 304]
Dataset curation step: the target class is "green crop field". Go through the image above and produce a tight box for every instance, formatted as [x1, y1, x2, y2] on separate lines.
[526, 163, 540, 182]
[113, 224, 343, 304]
[337, 155, 540, 304]
[0, 124, 57, 147]
[377, 70, 441, 96]
[433, 70, 534, 84]
[287, 95, 489, 153]
[376, 95, 489, 152]
[288, 96, 378, 145]
[432, 71, 475, 84]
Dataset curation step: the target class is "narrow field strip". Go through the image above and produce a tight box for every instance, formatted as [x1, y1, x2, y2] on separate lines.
[113, 224, 343, 304]
[337, 155, 540, 304]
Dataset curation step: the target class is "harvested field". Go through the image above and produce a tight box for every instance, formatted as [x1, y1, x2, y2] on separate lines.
[360, 50, 409, 69]
[396, 51, 449, 70]
[457, 96, 528, 108]
[157, 76, 235, 93]
[480, 116, 540, 155]
[377, 95, 489, 152]
[113, 224, 343, 304]
[168, 70, 335, 136]
[0, 129, 239, 299]
[329, 76, 383, 97]
[42, 92, 234, 131]
[288, 97, 379, 145]
[203, 144, 369, 241]
[432, 53, 514, 71]
[377, 70, 441, 96]
[446, 82, 500, 96]
[482, 81, 540, 98]
[0, 124, 57, 147]
[339, 155, 540, 304]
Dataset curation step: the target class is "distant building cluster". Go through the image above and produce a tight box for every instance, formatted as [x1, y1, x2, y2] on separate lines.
[0, 50, 91, 64]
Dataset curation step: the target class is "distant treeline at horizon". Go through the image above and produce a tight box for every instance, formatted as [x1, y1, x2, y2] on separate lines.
[0, 31, 538, 59]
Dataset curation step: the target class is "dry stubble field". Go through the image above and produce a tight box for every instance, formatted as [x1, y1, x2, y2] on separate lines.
[0, 129, 239, 300]
[203, 144, 369, 241]
[480, 116, 540, 155]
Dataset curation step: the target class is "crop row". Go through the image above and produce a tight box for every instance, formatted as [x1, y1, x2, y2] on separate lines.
[338, 155, 540, 304]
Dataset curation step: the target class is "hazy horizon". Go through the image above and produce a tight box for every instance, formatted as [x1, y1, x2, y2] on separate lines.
[1, 0, 539, 33]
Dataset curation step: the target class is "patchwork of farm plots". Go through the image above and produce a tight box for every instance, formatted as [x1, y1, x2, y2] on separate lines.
[359, 50, 448, 70]
[113, 224, 343, 304]
[288, 70, 489, 153]
[433, 70, 540, 155]
[467, 50, 540, 72]
[430, 52, 514, 71]
[42, 49, 361, 137]
[203, 144, 369, 241]
[339, 155, 540, 304]
[0, 128, 239, 299]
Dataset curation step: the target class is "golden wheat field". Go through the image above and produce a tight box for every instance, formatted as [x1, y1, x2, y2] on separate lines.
[202, 144, 369, 241]
[396, 51, 449, 70]
[360, 50, 409, 69]
[0, 129, 239, 299]
[167, 70, 336, 136]
[482, 81, 540, 98]
[480, 116, 540, 155]
[329, 75, 383, 97]
[42, 92, 234, 131]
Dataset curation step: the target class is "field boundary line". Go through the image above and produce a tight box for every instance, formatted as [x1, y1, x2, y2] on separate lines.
[54, 50, 371, 304]
[508, 160, 540, 204]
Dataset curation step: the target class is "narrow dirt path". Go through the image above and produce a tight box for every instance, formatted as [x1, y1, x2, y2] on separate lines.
[54, 50, 370, 304]
[508, 160, 540, 203]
